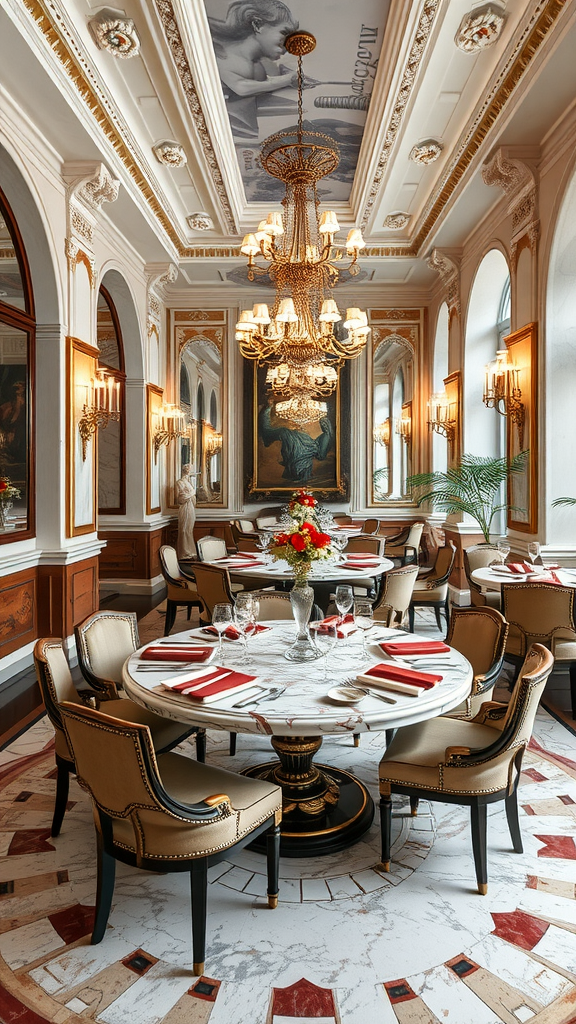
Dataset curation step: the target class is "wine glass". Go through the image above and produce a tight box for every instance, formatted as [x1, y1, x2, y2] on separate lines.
[335, 585, 354, 624]
[212, 603, 233, 661]
[527, 541, 541, 565]
[257, 531, 273, 561]
[331, 533, 347, 560]
[234, 593, 254, 663]
[497, 538, 510, 563]
[312, 621, 338, 679]
[354, 598, 374, 655]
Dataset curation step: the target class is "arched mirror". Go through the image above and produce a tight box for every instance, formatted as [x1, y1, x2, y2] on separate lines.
[370, 332, 415, 504]
[179, 334, 224, 507]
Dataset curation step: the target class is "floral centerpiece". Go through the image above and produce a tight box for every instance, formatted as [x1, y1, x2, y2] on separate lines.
[270, 489, 333, 584]
[0, 477, 20, 528]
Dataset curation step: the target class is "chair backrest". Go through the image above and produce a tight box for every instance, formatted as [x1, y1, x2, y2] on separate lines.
[191, 562, 234, 617]
[236, 536, 260, 553]
[405, 522, 424, 549]
[463, 544, 503, 593]
[430, 543, 456, 583]
[502, 583, 576, 654]
[377, 565, 419, 622]
[332, 514, 352, 525]
[33, 638, 80, 756]
[255, 516, 279, 530]
[75, 611, 139, 692]
[446, 606, 508, 677]
[501, 644, 554, 747]
[253, 592, 295, 620]
[159, 545, 185, 588]
[197, 535, 227, 561]
[363, 518, 380, 535]
[345, 535, 385, 556]
[236, 519, 256, 534]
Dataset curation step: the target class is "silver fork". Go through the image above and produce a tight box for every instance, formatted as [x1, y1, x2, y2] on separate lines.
[233, 685, 286, 708]
[343, 678, 397, 704]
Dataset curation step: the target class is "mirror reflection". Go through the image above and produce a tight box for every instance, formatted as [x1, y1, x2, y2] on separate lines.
[179, 335, 223, 506]
[0, 321, 29, 533]
[372, 334, 414, 503]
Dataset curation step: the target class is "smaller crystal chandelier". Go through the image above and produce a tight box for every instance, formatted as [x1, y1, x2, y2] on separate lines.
[78, 369, 120, 461]
[373, 419, 391, 447]
[205, 431, 223, 457]
[483, 349, 524, 446]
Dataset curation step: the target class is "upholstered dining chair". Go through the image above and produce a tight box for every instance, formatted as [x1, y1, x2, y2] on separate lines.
[196, 535, 228, 561]
[344, 535, 385, 556]
[251, 591, 323, 622]
[373, 565, 419, 627]
[158, 545, 204, 635]
[379, 643, 554, 894]
[362, 518, 381, 535]
[58, 700, 282, 977]
[464, 543, 504, 609]
[385, 522, 424, 567]
[33, 638, 202, 839]
[408, 542, 456, 631]
[444, 607, 508, 719]
[191, 561, 235, 619]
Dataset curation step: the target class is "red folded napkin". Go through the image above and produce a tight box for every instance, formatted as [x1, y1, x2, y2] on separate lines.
[508, 562, 535, 574]
[312, 613, 357, 639]
[345, 552, 380, 561]
[357, 662, 441, 695]
[140, 645, 213, 662]
[161, 667, 258, 703]
[541, 571, 564, 586]
[341, 561, 380, 570]
[380, 640, 450, 656]
[202, 624, 270, 641]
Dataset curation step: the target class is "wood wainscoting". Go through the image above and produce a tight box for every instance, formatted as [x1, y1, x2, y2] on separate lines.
[99, 526, 167, 581]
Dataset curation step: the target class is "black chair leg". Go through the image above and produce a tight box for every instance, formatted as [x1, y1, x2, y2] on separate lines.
[410, 796, 419, 817]
[92, 826, 116, 944]
[195, 729, 206, 763]
[190, 859, 208, 976]
[187, 605, 192, 620]
[569, 662, 576, 720]
[505, 789, 523, 853]
[267, 823, 281, 908]
[408, 606, 415, 631]
[385, 728, 396, 747]
[444, 598, 450, 629]
[379, 793, 392, 871]
[470, 799, 488, 894]
[229, 732, 237, 756]
[51, 758, 71, 838]
[434, 605, 442, 630]
[164, 600, 177, 636]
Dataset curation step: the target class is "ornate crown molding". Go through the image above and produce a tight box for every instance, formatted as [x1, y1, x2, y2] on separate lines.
[152, 140, 187, 167]
[88, 9, 140, 58]
[187, 212, 214, 231]
[455, 3, 507, 54]
[63, 162, 120, 265]
[383, 212, 411, 230]
[482, 147, 539, 266]
[146, 262, 178, 338]
[427, 249, 461, 320]
[65, 238, 95, 287]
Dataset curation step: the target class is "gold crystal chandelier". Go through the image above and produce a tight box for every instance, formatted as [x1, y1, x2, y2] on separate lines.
[235, 31, 369, 424]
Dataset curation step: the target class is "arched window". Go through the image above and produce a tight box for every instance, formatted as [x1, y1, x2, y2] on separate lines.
[432, 302, 449, 473]
[0, 185, 35, 541]
[464, 249, 510, 459]
[97, 285, 125, 515]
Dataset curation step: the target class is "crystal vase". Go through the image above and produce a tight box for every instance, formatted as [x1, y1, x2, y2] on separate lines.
[285, 577, 320, 662]
[0, 501, 12, 529]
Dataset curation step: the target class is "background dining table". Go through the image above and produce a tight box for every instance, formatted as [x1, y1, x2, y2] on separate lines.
[122, 622, 473, 857]
[471, 564, 576, 593]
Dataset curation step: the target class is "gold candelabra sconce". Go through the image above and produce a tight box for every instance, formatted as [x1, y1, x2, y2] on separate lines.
[396, 408, 412, 447]
[79, 369, 121, 461]
[205, 431, 223, 457]
[427, 391, 457, 459]
[483, 349, 525, 447]
[153, 404, 189, 462]
[373, 418, 391, 447]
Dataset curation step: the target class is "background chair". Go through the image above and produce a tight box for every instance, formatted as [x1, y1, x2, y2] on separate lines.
[75, 610, 138, 700]
[409, 543, 456, 631]
[252, 591, 323, 621]
[344, 535, 385, 556]
[444, 607, 508, 719]
[33, 638, 202, 838]
[385, 522, 424, 567]
[197, 535, 228, 561]
[362, 518, 381, 535]
[59, 700, 281, 977]
[373, 565, 419, 627]
[159, 545, 204, 635]
[464, 543, 504, 609]
[379, 643, 554, 894]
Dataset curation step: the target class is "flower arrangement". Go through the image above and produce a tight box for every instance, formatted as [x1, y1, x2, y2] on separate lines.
[0, 478, 20, 503]
[270, 490, 333, 583]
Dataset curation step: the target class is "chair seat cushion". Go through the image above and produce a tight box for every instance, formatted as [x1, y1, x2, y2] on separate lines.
[111, 699, 194, 752]
[552, 639, 576, 661]
[379, 716, 499, 793]
[412, 581, 448, 602]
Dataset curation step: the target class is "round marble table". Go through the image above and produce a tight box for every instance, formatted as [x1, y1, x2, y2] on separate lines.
[122, 624, 472, 857]
[471, 565, 576, 593]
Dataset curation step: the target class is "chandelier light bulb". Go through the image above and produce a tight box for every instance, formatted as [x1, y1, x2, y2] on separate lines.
[319, 210, 340, 235]
[252, 303, 271, 324]
[241, 233, 260, 256]
[346, 228, 365, 251]
[255, 220, 273, 242]
[276, 298, 298, 323]
[265, 212, 284, 235]
[319, 298, 341, 323]
[344, 307, 364, 330]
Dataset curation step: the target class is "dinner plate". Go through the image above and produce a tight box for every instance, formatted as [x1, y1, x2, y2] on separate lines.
[326, 685, 366, 705]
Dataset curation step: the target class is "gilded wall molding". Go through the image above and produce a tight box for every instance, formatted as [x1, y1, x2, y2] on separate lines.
[426, 249, 461, 321]
[482, 146, 539, 268]
[65, 238, 95, 287]
[370, 309, 422, 321]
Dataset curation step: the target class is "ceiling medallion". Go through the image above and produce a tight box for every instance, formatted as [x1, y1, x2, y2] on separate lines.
[235, 32, 369, 425]
[384, 212, 410, 230]
[152, 141, 187, 167]
[187, 213, 214, 232]
[455, 3, 507, 54]
[88, 9, 140, 58]
[409, 139, 444, 165]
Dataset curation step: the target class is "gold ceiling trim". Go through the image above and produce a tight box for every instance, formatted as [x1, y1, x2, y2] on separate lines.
[360, 0, 441, 232]
[411, 0, 567, 253]
[181, 245, 415, 259]
[153, 1, 235, 234]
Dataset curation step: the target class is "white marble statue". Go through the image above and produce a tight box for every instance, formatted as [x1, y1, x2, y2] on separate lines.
[175, 463, 197, 559]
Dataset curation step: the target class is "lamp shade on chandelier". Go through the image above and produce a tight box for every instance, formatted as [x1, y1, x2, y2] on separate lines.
[235, 31, 369, 424]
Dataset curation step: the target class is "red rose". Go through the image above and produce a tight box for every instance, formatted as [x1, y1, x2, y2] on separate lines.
[301, 521, 317, 534]
[290, 533, 307, 552]
[317, 532, 331, 547]
[275, 532, 288, 545]
[0, 481, 7, 493]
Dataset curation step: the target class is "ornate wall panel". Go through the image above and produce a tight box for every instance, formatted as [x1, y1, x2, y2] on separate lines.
[99, 527, 167, 581]
[0, 567, 37, 659]
[37, 556, 99, 638]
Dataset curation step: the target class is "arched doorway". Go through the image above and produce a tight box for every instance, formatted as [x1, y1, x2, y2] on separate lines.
[96, 285, 125, 515]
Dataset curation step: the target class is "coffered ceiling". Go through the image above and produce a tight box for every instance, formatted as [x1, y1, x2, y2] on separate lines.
[1, 0, 575, 296]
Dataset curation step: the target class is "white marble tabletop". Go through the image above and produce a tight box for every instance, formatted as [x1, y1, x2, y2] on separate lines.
[211, 554, 394, 584]
[122, 623, 473, 738]
[471, 565, 576, 591]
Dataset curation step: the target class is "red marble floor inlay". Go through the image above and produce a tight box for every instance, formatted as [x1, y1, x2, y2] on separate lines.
[526, 875, 538, 889]
[535, 834, 576, 859]
[384, 979, 417, 1004]
[188, 976, 220, 1002]
[121, 949, 158, 975]
[445, 954, 479, 978]
[0, 982, 51, 1023]
[271, 978, 336, 1017]
[559, 794, 576, 805]
[521, 768, 548, 783]
[48, 904, 95, 945]
[7, 829, 55, 856]
[529, 737, 576, 774]
[491, 910, 549, 950]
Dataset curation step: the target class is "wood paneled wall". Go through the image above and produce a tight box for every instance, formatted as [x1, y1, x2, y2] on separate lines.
[99, 526, 167, 580]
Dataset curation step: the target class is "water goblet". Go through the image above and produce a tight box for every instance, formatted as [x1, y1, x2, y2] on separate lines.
[354, 598, 374, 655]
[312, 621, 338, 680]
[335, 584, 354, 624]
[528, 541, 541, 564]
[257, 531, 273, 562]
[497, 539, 510, 563]
[234, 593, 255, 663]
[212, 603, 233, 661]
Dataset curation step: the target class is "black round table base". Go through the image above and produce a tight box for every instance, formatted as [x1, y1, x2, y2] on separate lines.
[244, 761, 375, 857]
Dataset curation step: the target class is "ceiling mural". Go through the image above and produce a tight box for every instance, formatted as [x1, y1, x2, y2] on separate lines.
[203, 0, 390, 203]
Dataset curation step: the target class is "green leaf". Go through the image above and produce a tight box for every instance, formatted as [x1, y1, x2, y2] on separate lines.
[552, 497, 576, 507]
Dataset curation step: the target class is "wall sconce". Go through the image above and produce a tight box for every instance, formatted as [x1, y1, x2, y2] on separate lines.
[427, 391, 457, 458]
[153, 403, 188, 461]
[483, 349, 524, 446]
[373, 418, 390, 447]
[395, 408, 411, 445]
[205, 431, 223, 457]
[79, 369, 120, 461]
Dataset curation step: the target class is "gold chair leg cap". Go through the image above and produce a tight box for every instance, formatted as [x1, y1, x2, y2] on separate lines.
[268, 893, 278, 909]
[353, 736, 360, 747]
[193, 962, 205, 976]
[478, 883, 488, 896]
[411, 808, 418, 817]
[375, 861, 390, 873]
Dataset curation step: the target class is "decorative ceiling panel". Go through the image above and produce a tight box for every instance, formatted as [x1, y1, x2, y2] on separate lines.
[203, 0, 390, 203]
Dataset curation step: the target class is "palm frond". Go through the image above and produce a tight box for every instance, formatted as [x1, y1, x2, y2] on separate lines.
[552, 496, 576, 507]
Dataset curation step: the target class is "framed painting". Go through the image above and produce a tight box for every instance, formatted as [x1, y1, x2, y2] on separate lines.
[247, 363, 348, 500]
[506, 322, 537, 534]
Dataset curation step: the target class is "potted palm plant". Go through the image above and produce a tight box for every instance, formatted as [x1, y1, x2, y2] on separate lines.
[406, 451, 529, 543]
